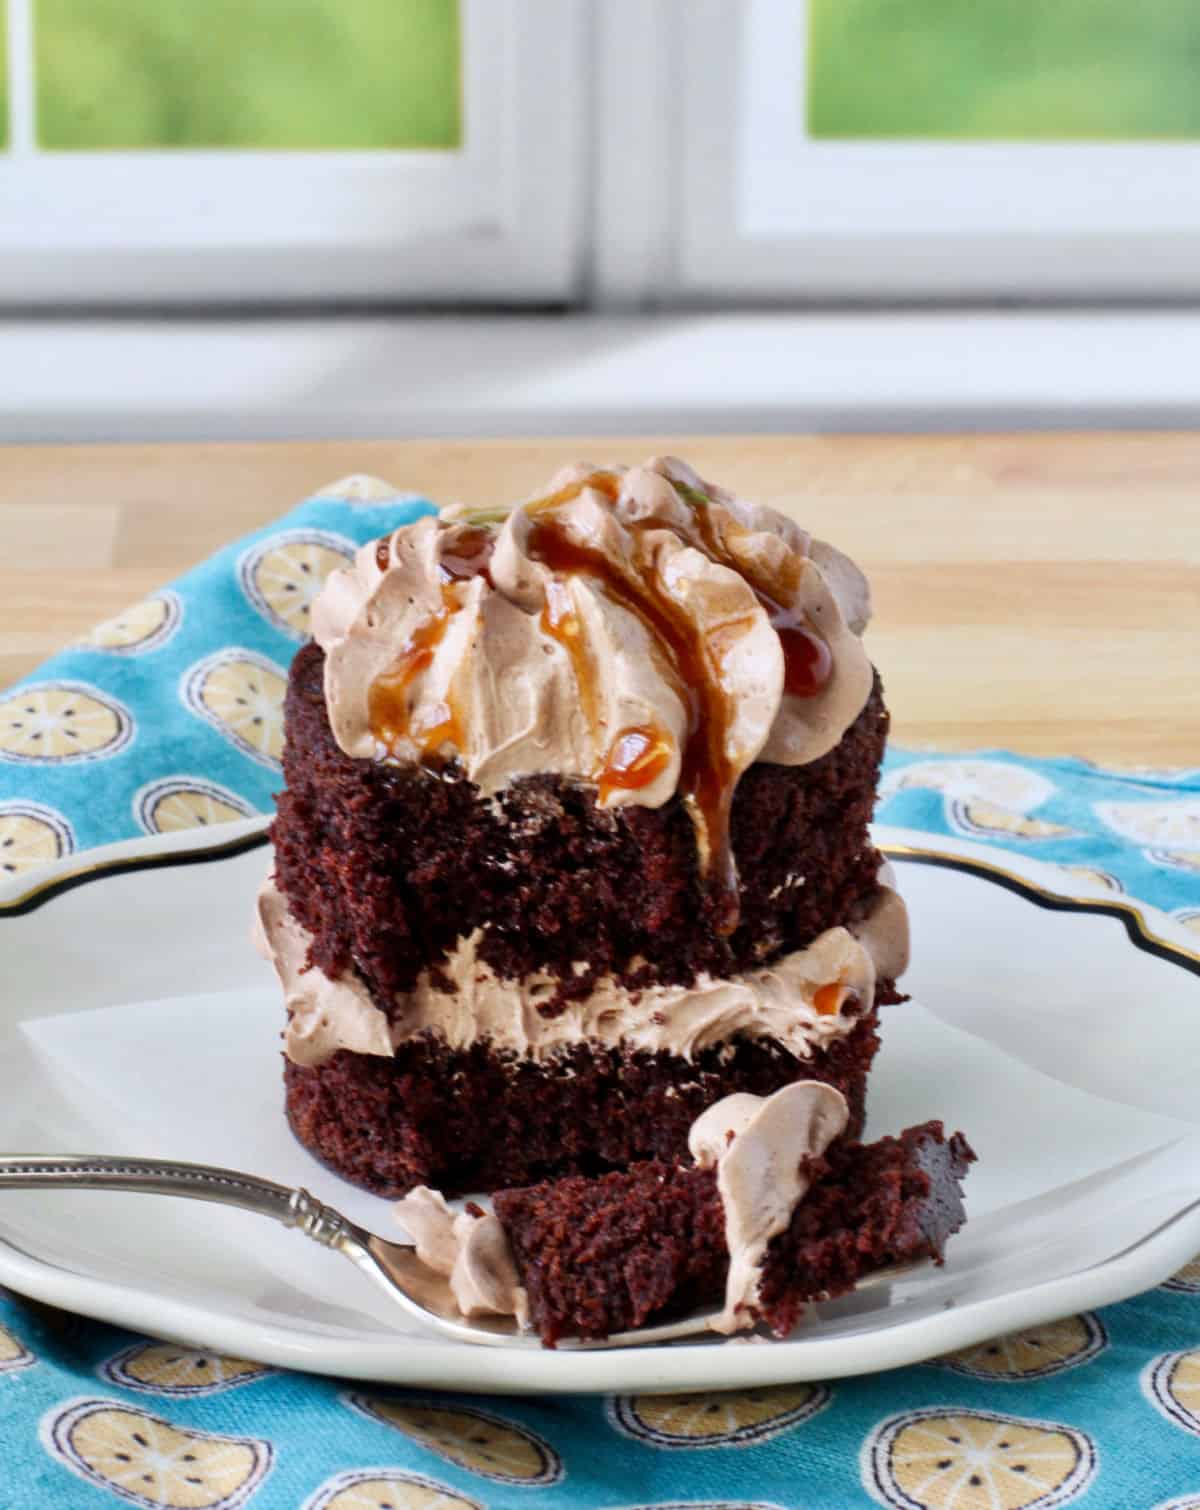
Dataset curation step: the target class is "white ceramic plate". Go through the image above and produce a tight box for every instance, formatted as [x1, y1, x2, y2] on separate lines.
[2, 820, 1198, 1395]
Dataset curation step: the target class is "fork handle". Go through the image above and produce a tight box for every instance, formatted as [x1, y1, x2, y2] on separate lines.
[0, 1154, 363, 1250]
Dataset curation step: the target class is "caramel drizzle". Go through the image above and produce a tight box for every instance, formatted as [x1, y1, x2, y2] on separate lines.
[540, 574, 599, 763]
[540, 534, 673, 803]
[543, 573, 676, 801]
[367, 471, 833, 935]
[438, 525, 495, 587]
[529, 470, 835, 933]
[367, 585, 464, 760]
[813, 982, 851, 1017]
[533, 473, 676, 804]
[674, 483, 832, 699]
[528, 469, 621, 517]
[597, 726, 673, 803]
[367, 527, 496, 761]
[527, 505, 743, 934]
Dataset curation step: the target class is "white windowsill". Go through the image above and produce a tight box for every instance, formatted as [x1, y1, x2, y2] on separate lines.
[2, 310, 1199, 444]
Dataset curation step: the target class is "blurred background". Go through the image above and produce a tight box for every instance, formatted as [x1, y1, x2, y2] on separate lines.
[5, 0, 1200, 440]
[19, 0, 1200, 149]
[810, 0, 1200, 139]
[17, 0, 461, 150]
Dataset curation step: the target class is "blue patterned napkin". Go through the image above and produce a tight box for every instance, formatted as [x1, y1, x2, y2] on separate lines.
[1, 479, 1198, 1508]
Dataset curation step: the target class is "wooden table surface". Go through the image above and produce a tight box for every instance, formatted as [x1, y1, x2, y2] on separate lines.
[2, 434, 1196, 766]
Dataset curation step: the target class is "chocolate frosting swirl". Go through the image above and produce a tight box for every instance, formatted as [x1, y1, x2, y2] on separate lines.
[309, 453, 875, 803]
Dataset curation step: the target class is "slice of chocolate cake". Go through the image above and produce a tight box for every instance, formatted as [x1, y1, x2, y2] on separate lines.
[257, 456, 910, 1197]
[394, 1084, 975, 1347]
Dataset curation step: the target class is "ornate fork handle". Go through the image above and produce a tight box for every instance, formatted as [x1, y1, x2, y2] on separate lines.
[0, 1154, 366, 1251]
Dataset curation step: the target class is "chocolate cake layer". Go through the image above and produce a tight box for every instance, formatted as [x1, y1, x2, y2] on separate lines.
[497, 1161, 726, 1345]
[282, 1008, 892, 1198]
[493, 1121, 973, 1346]
[756, 1123, 976, 1336]
[272, 641, 891, 1010]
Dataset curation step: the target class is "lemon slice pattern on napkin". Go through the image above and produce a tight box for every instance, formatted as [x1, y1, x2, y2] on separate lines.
[303, 1469, 481, 1510]
[1152, 850, 1200, 876]
[0, 799, 74, 875]
[101, 1342, 273, 1397]
[949, 798, 1076, 842]
[182, 650, 288, 770]
[1164, 1255, 1200, 1294]
[1145, 1351, 1200, 1437]
[85, 591, 182, 655]
[239, 530, 355, 641]
[1058, 863, 1123, 893]
[608, 1384, 830, 1449]
[0, 682, 133, 765]
[863, 1407, 1097, 1509]
[881, 761, 1075, 843]
[938, 1315, 1108, 1382]
[607, 1503, 786, 1510]
[1096, 800, 1200, 877]
[0, 1321, 33, 1373]
[134, 777, 255, 836]
[344, 1396, 562, 1486]
[41, 1397, 273, 1509]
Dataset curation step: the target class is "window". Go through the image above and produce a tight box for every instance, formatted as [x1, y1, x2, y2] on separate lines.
[2, 0, 583, 304]
[607, 0, 1200, 303]
[5, 1, 1196, 309]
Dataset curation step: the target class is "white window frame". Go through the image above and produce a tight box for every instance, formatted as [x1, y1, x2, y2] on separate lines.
[592, 0, 1200, 305]
[1, 0, 585, 306]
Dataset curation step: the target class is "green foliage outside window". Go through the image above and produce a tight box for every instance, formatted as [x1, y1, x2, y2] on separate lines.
[35, 0, 460, 150]
[810, 0, 1200, 140]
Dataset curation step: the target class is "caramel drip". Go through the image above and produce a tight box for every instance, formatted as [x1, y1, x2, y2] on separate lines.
[528, 515, 741, 934]
[368, 585, 464, 761]
[368, 527, 496, 762]
[527, 469, 621, 516]
[439, 525, 495, 587]
[540, 576, 599, 752]
[374, 525, 495, 586]
[366, 471, 832, 932]
[542, 577, 672, 805]
[812, 982, 847, 1017]
[598, 725, 673, 803]
[777, 622, 833, 697]
[533, 470, 630, 781]
[674, 484, 832, 698]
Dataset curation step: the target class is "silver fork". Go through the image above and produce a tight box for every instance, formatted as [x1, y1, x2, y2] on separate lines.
[0, 1153, 920, 1349]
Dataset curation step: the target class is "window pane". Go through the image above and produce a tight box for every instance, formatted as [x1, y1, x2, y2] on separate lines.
[809, 0, 1200, 140]
[35, 0, 460, 150]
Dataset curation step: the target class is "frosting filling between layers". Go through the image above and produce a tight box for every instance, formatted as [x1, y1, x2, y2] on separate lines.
[254, 871, 908, 1070]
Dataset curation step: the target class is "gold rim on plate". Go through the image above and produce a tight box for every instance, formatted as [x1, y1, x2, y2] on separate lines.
[2, 827, 1196, 975]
